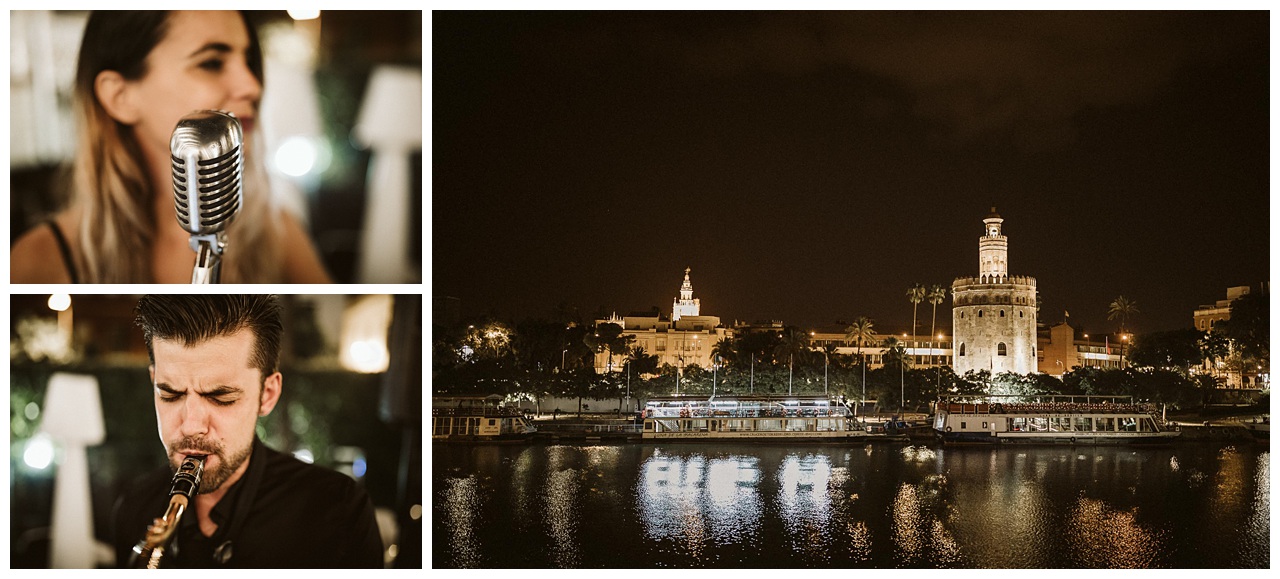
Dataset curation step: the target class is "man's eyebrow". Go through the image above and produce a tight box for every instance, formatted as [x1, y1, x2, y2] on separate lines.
[188, 42, 233, 58]
[199, 385, 243, 397]
[155, 382, 183, 395]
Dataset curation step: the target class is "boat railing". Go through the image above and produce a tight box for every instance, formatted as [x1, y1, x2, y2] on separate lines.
[939, 401, 1159, 416]
[646, 407, 850, 419]
[432, 407, 529, 418]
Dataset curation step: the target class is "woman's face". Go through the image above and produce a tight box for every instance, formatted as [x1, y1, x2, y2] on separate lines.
[125, 11, 261, 159]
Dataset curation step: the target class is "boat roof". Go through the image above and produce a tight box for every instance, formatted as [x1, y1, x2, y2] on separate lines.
[937, 394, 1135, 403]
[647, 395, 835, 403]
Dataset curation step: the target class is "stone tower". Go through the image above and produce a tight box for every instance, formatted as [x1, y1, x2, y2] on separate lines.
[952, 209, 1038, 376]
[671, 267, 700, 321]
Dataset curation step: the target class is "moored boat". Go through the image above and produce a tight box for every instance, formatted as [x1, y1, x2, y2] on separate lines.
[641, 395, 870, 441]
[933, 395, 1180, 445]
[432, 395, 537, 443]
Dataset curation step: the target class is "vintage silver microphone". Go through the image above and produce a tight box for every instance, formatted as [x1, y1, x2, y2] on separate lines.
[170, 110, 243, 284]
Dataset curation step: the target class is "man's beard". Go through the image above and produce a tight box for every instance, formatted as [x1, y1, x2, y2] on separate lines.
[168, 436, 252, 494]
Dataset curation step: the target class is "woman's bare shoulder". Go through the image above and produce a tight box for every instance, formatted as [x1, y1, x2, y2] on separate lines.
[11, 213, 77, 284]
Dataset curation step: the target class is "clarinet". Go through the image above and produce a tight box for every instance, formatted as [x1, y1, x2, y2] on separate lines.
[131, 455, 205, 568]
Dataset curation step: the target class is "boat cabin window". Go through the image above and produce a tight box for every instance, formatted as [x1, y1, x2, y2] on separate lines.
[1097, 417, 1115, 432]
[960, 421, 967, 429]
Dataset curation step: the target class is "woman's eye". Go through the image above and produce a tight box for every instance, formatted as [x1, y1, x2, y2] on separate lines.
[199, 59, 225, 72]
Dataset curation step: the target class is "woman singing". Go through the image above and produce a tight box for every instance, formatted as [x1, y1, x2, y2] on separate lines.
[11, 11, 332, 283]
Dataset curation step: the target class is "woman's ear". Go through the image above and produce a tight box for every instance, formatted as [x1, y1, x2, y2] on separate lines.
[94, 70, 140, 124]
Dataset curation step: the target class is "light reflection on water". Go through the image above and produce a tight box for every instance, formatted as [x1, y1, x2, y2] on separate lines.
[638, 451, 762, 564]
[434, 443, 1270, 568]
[440, 476, 482, 568]
[1065, 496, 1162, 568]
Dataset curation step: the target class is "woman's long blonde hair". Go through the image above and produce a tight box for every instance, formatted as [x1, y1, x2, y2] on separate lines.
[70, 11, 282, 283]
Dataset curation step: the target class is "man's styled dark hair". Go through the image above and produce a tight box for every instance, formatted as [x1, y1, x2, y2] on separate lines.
[135, 295, 283, 377]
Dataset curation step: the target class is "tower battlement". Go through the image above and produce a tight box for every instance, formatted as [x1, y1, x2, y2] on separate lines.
[952, 274, 1037, 288]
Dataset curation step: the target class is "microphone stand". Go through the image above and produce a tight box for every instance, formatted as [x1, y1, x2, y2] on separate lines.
[189, 232, 226, 284]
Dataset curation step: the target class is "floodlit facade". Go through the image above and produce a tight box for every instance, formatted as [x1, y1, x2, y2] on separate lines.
[952, 209, 1038, 375]
[1036, 322, 1126, 377]
[594, 268, 730, 373]
[1192, 284, 1269, 389]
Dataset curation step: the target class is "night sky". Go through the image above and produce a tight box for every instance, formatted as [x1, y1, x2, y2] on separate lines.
[432, 11, 1269, 336]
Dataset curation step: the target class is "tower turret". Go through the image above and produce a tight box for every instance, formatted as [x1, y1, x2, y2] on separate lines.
[979, 207, 1008, 280]
[672, 267, 700, 321]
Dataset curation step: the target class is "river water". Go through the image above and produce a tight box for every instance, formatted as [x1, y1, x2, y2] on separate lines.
[432, 441, 1269, 568]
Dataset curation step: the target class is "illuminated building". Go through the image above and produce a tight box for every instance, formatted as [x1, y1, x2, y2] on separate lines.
[594, 268, 731, 373]
[951, 209, 1038, 375]
[807, 327, 952, 369]
[1036, 322, 1125, 377]
[1193, 285, 1254, 331]
[1193, 284, 1269, 389]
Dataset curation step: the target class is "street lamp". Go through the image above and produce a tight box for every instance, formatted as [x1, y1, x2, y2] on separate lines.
[1084, 334, 1090, 368]
[935, 333, 945, 392]
[712, 355, 718, 399]
[900, 334, 907, 413]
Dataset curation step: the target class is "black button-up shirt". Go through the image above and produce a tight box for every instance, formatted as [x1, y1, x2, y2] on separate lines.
[112, 437, 383, 568]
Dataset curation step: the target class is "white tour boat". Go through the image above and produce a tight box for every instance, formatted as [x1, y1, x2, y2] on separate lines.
[933, 394, 1181, 445]
[641, 395, 869, 441]
[432, 395, 537, 442]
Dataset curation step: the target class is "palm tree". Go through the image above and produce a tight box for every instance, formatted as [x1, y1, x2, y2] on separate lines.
[907, 284, 926, 366]
[773, 327, 811, 395]
[926, 284, 947, 366]
[1108, 296, 1139, 368]
[710, 338, 737, 368]
[844, 317, 875, 414]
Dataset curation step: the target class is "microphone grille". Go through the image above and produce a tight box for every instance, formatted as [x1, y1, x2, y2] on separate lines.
[170, 111, 244, 235]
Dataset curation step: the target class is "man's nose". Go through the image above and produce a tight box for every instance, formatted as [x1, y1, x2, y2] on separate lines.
[179, 398, 211, 438]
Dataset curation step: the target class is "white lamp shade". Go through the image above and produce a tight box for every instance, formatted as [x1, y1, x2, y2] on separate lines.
[39, 373, 105, 445]
[352, 65, 422, 150]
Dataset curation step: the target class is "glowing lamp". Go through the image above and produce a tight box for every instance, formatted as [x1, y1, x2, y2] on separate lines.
[353, 65, 422, 283]
[39, 373, 105, 569]
[339, 295, 394, 373]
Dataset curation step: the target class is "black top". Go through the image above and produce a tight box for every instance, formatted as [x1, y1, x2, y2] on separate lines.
[112, 437, 383, 568]
[45, 220, 79, 284]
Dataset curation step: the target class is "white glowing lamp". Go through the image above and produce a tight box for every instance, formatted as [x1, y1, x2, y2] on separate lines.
[39, 373, 105, 569]
[353, 65, 422, 284]
[339, 295, 394, 373]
